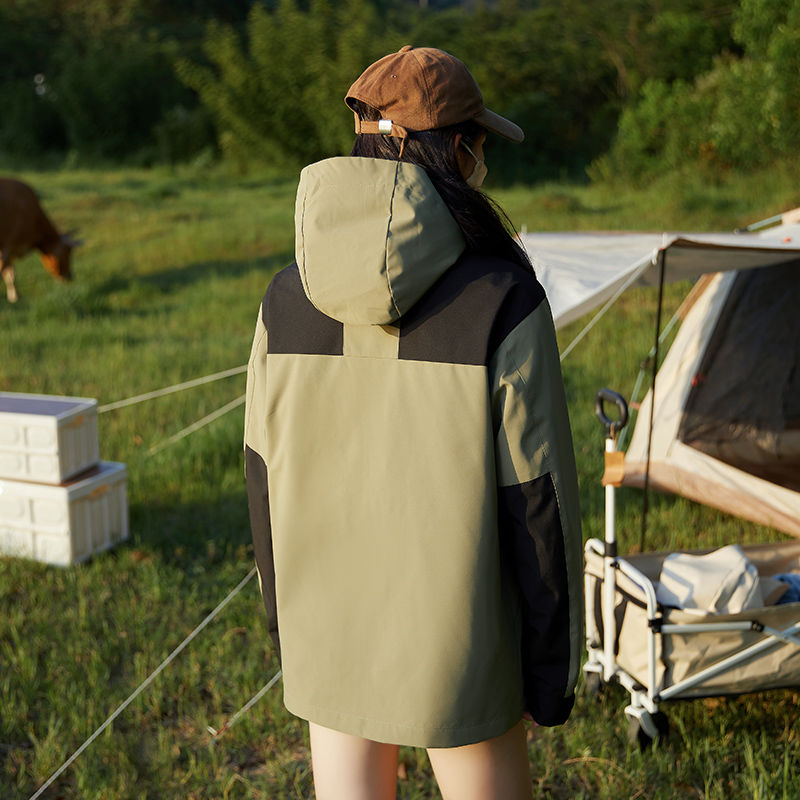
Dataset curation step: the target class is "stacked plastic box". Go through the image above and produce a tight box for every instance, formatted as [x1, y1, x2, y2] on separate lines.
[0, 392, 128, 566]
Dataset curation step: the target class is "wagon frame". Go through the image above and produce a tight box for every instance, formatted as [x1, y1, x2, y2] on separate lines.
[583, 390, 800, 745]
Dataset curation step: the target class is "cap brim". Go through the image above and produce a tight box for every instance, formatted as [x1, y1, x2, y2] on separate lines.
[474, 108, 524, 143]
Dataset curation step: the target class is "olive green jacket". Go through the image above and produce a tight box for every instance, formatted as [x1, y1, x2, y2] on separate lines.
[245, 156, 583, 747]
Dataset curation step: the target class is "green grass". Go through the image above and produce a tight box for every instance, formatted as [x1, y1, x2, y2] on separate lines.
[1, 161, 798, 799]
[493, 157, 800, 233]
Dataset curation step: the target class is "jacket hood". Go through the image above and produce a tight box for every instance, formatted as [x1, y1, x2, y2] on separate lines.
[295, 157, 465, 325]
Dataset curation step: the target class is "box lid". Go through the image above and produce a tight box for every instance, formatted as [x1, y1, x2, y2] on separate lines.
[0, 460, 125, 495]
[0, 392, 97, 418]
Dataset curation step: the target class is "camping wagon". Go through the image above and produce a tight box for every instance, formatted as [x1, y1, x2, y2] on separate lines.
[520, 210, 800, 745]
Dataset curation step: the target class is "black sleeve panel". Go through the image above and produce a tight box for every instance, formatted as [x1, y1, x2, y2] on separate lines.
[486, 271, 546, 360]
[498, 472, 575, 726]
[245, 444, 281, 662]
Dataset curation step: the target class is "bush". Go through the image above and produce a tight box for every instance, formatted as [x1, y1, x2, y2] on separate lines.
[641, 10, 720, 83]
[707, 59, 774, 169]
[597, 0, 800, 180]
[592, 79, 714, 181]
[0, 78, 67, 158]
[0, 6, 68, 158]
[765, 15, 800, 154]
[176, 0, 387, 170]
[153, 105, 216, 165]
[53, 36, 191, 161]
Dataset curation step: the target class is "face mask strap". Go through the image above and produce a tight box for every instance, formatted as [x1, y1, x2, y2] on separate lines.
[461, 141, 479, 163]
[460, 140, 487, 188]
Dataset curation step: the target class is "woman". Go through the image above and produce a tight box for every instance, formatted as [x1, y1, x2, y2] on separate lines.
[245, 46, 583, 800]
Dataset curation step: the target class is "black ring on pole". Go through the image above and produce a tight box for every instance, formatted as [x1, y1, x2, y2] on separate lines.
[595, 388, 629, 438]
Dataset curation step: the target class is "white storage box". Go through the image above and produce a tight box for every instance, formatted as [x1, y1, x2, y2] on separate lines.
[0, 392, 100, 483]
[0, 461, 128, 566]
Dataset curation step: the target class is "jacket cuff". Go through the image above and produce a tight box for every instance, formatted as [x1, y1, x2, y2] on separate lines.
[525, 689, 575, 727]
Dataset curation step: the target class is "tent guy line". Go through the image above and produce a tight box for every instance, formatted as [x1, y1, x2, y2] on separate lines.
[95, 362, 249, 456]
[207, 668, 283, 740]
[27, 567, 259, 800]
[617, 310, 681, 451]
[557, 248, 659, 361]
[147, 393, 245, 456]
[25, 369, 258, 798]
[97, 364, 247, 413]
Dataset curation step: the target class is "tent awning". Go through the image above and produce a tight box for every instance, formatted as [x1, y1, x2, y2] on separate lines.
[519, 222, 800, 329]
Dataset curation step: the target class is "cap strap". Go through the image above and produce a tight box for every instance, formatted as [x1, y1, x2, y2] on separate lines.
[353, 115, 410, 157]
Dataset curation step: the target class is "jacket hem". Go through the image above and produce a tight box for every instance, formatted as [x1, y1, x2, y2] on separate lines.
[284, 696, 524, 748]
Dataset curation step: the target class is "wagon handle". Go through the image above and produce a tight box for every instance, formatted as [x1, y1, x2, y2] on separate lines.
[595, 388, 628, 439]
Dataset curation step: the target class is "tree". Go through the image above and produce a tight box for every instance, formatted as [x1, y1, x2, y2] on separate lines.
[595, 0, 800, 178]
[176, 0, 387, 168]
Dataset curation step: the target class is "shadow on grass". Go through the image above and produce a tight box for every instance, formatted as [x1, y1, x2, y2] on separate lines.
[10, 252, 292, 324]
[126, 488, 253, 571]
[534, 191, 622, 217]
[135, 252, 291, 296]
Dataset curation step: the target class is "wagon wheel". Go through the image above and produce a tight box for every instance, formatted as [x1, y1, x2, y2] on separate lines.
[583, 671, 604, 698]
[627, 711, 669, 750]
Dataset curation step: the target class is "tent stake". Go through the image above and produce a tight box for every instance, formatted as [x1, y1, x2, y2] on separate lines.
[640, 249, 666, 552]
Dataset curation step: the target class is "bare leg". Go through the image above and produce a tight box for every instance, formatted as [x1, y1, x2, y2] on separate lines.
[1, 263, 18, 303]
[427, 719, 532, 800]
[308, 722, 399, 800]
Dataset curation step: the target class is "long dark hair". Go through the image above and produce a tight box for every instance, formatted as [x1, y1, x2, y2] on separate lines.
[349, 100, 533, 273]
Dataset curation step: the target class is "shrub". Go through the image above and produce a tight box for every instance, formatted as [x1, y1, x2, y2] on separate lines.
[53, 36, 191, 161]
[176, 0, 386, 170]
[153, 105, 216, 165]
[597, 0, 800, 180]
[641, 10, 720, 83]
[0, 6, 68, 158]
[0, 78, 67, 158]
[593, 80, 713, 180]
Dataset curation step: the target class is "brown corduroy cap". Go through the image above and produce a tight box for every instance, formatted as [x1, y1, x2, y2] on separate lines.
[345, 45, 524, 144]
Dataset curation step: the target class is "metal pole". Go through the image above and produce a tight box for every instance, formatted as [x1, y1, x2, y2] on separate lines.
[603, 435, 618, 681]
[640, 249, 666, 553]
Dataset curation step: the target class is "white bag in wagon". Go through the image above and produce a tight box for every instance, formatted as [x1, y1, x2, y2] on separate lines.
[656, 544, 765, 615]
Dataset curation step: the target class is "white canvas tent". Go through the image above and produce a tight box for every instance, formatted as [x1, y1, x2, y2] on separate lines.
[519, 213, 800, 537]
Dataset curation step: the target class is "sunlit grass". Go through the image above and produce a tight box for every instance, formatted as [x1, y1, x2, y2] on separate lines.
[494, 156, 800, 233]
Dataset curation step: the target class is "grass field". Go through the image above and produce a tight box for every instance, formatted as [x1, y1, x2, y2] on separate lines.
[1, 159, 799, 799]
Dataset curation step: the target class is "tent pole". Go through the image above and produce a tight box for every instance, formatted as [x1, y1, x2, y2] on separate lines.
[640, 249, 666, 552]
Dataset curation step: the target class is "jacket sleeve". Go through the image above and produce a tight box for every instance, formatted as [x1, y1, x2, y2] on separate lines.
[490, 297, 583, 726]
[244, 303, 281, 661]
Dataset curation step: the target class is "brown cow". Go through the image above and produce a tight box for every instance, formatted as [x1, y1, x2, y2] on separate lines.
[0, 178, 81, 303]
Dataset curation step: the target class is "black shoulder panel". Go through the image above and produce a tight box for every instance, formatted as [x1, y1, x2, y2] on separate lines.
[263, 264, 344, 356]
[398, 253, 546, 366]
